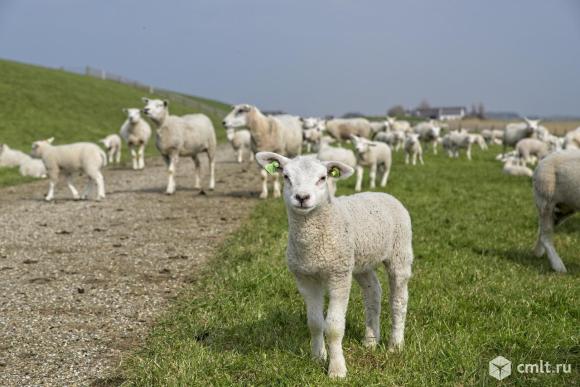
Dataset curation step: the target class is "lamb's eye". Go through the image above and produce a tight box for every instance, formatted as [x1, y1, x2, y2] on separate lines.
[318, 176, 327, 184]
[284, 174, 290, 180]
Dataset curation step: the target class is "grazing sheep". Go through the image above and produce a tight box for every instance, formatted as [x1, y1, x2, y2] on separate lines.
[503, 118, 540, 149]
[120, 108, 152, 170]
[226, 127, 253, 163]
[31, 138, 106, 201]
[414, 121, 441, 154]
[99, 134, 122, 164]
[386, 116, 412, 132]
[255, 152, 413, 379]
[18, 158, 47, 178]
[502, 156, 533, 177]
[481, 129, 504, 145]
[143, 98, 216, 194]
[325, 118, 372, 141]
[532, 149, 580, 272]
[223, 104, 302, 198]
[0, 144, 30, 168]
[404, 133, 424, 165]
[516, 138, 549, 166]
[468, 134, 488, 151]
[350, 135, 392, 192]
[563, 127, 580, 150]
[317, 137, 357, 195]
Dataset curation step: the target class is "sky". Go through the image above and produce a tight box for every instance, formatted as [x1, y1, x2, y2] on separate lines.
[0, 0, 579, 117]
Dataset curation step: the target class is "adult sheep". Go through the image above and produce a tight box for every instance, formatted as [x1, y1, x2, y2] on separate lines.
[386, 116, 412, 132]
[222, 104, 302, 198]
[325, 117, 372, 141]
[255, 152, 413, 378]
[503, 118, 541, 150]
[142, 98, 216, 194]
[532, 149, 580, 273]
[120, 108, 152, 170]
[414, 120, 441, 154]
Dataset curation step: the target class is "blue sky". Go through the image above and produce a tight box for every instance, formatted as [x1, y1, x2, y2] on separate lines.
[0, 0, 579, 117]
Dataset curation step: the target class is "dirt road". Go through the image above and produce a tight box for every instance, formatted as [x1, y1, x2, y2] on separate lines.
[0, 145, 261, 386]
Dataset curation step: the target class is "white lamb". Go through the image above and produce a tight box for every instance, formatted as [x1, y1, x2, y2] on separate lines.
[532, 149, 580, 273]
[404, 133, 424, 165]
[301, 117, 325, 153]
[350, 135, 392, 192]
[414, 120, 441, 154]
[99, 134, 122, 164]
[255, 152, 413, 379]
[516, 138, 549, 166]
[481, 129, 504, 145]
[143, 98, 216, 194]
[31, 138, 106, 201]
[120, 108, 152, 170]
[226, 127, 253, 163]
[502, 156, 533, 177]
[0, 144, 30, 168]
[19, 158, 47, 178]
[385, 116, 412, 132]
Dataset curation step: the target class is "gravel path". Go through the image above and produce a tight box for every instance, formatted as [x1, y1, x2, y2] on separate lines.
[0, 145, 261, 386]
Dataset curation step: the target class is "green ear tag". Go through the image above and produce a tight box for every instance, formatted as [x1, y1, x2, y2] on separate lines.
[329, 166, 341, 178]
[265, 160, 280, 175]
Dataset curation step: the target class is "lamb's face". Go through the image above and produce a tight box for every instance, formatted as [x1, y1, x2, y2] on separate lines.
[126, 108, 141, 124]
[282, 157, 331, 214]
[226, 127, 235, 142]
[352, 137, 371, 154]
[142, 98, 167, 122]
[31, 139, 52, 158]
[406, 133, 420, 145]
[223, 104, 251, 128]
[301, 117, 319, 130]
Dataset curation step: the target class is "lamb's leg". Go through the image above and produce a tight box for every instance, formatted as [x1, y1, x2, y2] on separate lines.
[193, 155, 201, 190]
[355, 165, 363, 192]
[138, 144, 145, 169]
[380, 164, 390, 187]
[419, 151, 424, 165]
[208, 154, 215, 191]
[81, 178, 94, 200]
[45, 171, 58, 201]
[249, 150, 254, 162]
[237, 149, 242, 164]
[385, 262, 411, 352]
[66, 175, 80, 200]
[272, 172, 281, 198]
[369, 164, 377, 189]
[295, 275, 327, 362]
[354, 271, 381, 348]
[412, 152, 417, 166]
[306, 143, 312, 153]
[92, 171, 106, 200]
[131, 146, 138, 170]
[166, 154, 177, 195]
[325, 274, 352, 379]
[534, 203, 567, 273]
[116, 147, 122, 164]
[467, 143, 472, 161]
[108, 150, 113, 164]
[432, 140, 438, 155]
[259, 169, 269, 199]
[405, 152, 409, 164]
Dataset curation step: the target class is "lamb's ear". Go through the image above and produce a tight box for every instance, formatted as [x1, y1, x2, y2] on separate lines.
[163, 100, 169, 107]
[47, 137, 55, 144]
[255, 152, 290, 175]
[142, 97, 149, 104]
[322, 161, 354, 180]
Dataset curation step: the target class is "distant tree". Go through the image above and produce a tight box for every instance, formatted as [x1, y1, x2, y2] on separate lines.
[341, 112, 365, 118]
[417, 99, 431, 110]
[387, 105, 406, 117]
[477, 102, 486, 119]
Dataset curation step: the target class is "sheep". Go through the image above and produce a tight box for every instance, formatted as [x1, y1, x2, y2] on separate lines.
[563, 127, 580, 150]
[503, 118, 541, 149]
[301, 117, 325, 153]
[385, 116, 412, 132]
[226, 127, 253, 163]
[446, 130, 473, 160]
[223, 104, 302, 198]
[515, 138, 549, 166]
[120, 108, 152, 170]
[19, 158, 47, 178]
[0, 144, 30, 168]
[325, 117, 372, 141]
[481, 129, 505, 145]
[369, 121, 387, 137]
[468, 134, 488, 151]
[99, 134, 122, 164]
[317, 136, 357, 195]
[31, 138, 106, 201]
[373, 129, 405, 152]
[502, 156, 533, 177]
[414, 120, 441, 154]
[255, 152, 413, 378]
[404, 133, 424, 165]
[350, 135, 392, 192]
[143, 98, 216, 194]
[532, 149, 580, 273]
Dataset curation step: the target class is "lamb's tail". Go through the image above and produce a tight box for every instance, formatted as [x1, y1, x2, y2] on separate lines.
[99, 149, 108, 168]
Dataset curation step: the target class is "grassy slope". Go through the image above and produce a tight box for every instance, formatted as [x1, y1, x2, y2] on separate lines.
[123, 146, 578, 386]
[0, 59, 229, 186]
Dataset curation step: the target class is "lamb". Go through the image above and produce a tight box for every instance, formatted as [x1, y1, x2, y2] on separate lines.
[374, 129, 405, 151]
[515, 138, 549, 166]
[563, 127, 580, 150]
[223, 104, 302, 198]
[226, 127, 253, 163]
[19, 158, 47, 178]
[404, 133, 424, 165]
[385, 116, 412, 132]
[120, 108, 152, 170]
[301, 117, 325, 153]
[414, 120, 441, 154]
[143, 98, 216, 194]
[317, 137, 357, 195]
[0, 144, 30, 168]
[532, 149, 580, 273]
[31, 138, 106, 201]
[502, 156, 533, 177]
[503, 118, 541, 149]
[468, 134, 488, 151]
[369, 121, 387, 137]
[350, 135, 392, 192]
[255, 152, 413, 378]
[99, 134, 122, 164]
[446, 130, 473, 160]
[325, 117, 372, 141]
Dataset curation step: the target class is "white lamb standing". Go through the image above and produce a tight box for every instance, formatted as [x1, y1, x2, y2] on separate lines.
[31, 138, 107, 201]
[120, 108, 152, 170]
[404, 133, 424, 165]
[301, 117, 325, 153]
[223, 104, 302, 198]
[0, 144, 31, 167]
[226, 127, 253, 163]
[414, 120, 441, 154]
[99, 134, 122, 164]
[350, 135, 392, 192]
[515, 138, 549, 166]
[532, 149, 580, 273]
[143, 98, 216, 194]
[255, 152, 413, 379]
[19, 158, 47, 178]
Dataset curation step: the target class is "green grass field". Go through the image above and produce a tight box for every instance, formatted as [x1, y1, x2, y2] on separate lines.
[122, 147, 579, 386]
[0, 59, 229, 187]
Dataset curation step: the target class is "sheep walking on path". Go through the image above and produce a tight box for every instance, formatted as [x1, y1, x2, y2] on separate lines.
[120, 108, 152, 170]
[31, 138, 106, 201]
[143, 98, 216, 194]
[255, 152, 413, 379]
[99, 134, 122, 164]
[532, 149, 580, 273]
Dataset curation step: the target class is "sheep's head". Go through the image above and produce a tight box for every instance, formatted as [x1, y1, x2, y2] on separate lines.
[223, 104, 253, 128]
[524, 117, 541, 131]
[351, 135, 376, 154]
[31, 137, 54, 158]
[225, 127, 235, 142]
[256, 152, 353, 214]
[142, 98, 168, 122]
[386, 116, 396, 128]
[123, 108, 142, 124]
[406, 133, 420, 144]
[301, 117, 319, 130]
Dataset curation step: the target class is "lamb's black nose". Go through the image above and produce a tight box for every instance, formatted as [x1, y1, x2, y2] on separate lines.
[295, 193, 310, 205]
[222, 121, 227, 126]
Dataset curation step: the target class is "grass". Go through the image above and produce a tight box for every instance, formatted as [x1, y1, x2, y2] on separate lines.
[0, 59, 229, 187]
[122, 146, 579, 386]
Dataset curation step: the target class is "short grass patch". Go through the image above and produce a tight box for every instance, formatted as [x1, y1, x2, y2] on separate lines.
[123, 147, 578, 386]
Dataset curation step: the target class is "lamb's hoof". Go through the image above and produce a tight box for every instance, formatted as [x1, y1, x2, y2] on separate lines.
[273, 191, 281, 198]
[327, 363, 347, 379]
[551, 263, 567, 274]
[388, 340, 404, 353]
[363, 337, 378, 349]
[45, 197, 53, 202]
[312, 347, 327, 363]
[533, 246, 545, 257]
[208, 186, 215, 191]
[259, 192, 268, 199]
[165, 191, 175, 195]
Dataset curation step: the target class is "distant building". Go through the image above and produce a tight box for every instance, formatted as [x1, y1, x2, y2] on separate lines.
[412, 106, 466, 121]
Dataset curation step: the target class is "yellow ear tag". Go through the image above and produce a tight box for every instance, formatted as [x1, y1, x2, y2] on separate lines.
[265, 160, 280, 175]
[329, 166, 341, 178]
